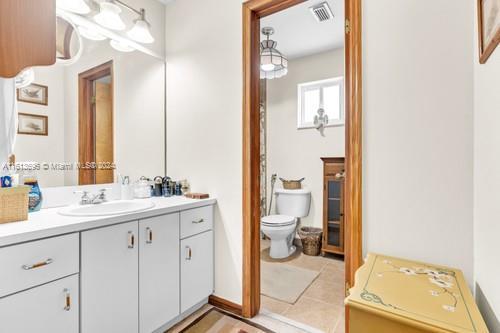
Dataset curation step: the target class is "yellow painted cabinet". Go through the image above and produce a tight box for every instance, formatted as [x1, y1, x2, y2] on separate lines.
[346, 254, 489, 333]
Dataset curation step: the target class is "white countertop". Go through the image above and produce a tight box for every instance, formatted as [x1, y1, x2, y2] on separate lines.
[0, 196, 216, 247]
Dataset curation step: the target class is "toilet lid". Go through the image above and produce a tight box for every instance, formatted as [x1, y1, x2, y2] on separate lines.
[261, 215, 296, 226]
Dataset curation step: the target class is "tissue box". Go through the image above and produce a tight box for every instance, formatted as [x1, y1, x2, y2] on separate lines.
[0, 186, 30, 224]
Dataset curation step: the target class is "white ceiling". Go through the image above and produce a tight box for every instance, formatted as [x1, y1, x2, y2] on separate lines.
[260, 0, 344, 59]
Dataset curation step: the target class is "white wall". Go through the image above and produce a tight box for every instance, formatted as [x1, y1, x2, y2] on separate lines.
[362, 0, 474, 284]
[267, 49, 345, 228]
[165, 0, 475, 304]
[165, 0, 243, 303]
[473, 4, 500, 327]
[14, 66, 65, 187]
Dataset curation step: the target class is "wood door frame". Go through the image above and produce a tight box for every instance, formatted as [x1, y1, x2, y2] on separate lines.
[242, 0, 362, 319]
[78, 60, 114, 185]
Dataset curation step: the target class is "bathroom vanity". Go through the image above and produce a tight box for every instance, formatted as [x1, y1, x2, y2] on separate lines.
[0, 197, 216, 333]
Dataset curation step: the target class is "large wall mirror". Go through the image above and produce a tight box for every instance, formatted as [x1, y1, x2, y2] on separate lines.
[13, 14, 165, 188]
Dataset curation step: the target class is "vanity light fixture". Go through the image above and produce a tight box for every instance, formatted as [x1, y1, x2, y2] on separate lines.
[94, 0, 126, 31]
[127, 9, 155, 44]
[110, 39, 134, 52]
[78, 25, 107, 41]
[57, 0, 91, 14]
[260, 27, 288, 79]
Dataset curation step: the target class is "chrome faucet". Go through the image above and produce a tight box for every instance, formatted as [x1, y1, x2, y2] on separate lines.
[74, 189, 109, 205]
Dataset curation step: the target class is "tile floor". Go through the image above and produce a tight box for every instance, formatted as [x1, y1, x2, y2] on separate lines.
[260, 239, 346, 333]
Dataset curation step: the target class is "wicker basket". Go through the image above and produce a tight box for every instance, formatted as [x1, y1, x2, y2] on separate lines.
[298, 227, 323, 256]
[0, 186, 30, 224]
[280, 177, 304, 190]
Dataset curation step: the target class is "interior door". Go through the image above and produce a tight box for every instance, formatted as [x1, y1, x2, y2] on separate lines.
[139, 214, 180, 333]
[81, 221, 138, 333]
[0, 274, 79, 333]
[180, 231, 214, 312]
[94, 79, 114, 184]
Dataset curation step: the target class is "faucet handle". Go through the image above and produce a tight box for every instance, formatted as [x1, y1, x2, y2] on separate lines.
[74, 190, 89, 196]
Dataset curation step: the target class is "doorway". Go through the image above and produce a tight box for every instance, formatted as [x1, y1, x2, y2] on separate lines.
[242, 0, 362, 331]
[78, 61, 114, 185]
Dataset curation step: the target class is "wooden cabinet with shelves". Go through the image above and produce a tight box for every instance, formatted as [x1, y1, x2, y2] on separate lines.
[321, 157, 345, 256]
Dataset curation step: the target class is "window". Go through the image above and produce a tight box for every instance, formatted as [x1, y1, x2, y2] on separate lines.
[297, 77, 344, 129]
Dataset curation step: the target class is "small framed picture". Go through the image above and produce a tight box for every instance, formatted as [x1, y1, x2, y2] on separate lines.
[478, 0, 500, 63]
[17, 83, 48, 105]
[18, 113, 48, 136]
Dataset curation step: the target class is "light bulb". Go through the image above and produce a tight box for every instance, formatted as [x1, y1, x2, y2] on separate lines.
[94, 1, 126, 31]
[127, 19, 154, 44]
[261, 63, 276, 71]
[57, 0, 91, 14]
[110, 39, 134, 52]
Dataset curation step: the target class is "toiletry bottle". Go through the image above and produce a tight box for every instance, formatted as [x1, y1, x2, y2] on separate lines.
[23, 172, 42, 212]
[153, 176, 163, 197]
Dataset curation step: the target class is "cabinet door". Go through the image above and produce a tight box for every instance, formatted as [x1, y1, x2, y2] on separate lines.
[180, 231, 213, 312]
[81, 221, 139, 333]
[139, 214, 180, 333]
[0, 274, 79, 333]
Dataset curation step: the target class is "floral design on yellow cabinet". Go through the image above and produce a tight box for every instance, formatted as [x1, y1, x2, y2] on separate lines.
[346, 254, 489, 333]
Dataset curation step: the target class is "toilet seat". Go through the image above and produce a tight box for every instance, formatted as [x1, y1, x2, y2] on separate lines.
[261, 214, 296, 227]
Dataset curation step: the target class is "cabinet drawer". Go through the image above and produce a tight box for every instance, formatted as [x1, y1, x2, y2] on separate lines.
[325, 163, 344, 176]
[0, 233, 79, 297]
[180, 205, 213, 239]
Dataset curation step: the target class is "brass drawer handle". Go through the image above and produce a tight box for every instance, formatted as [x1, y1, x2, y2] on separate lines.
[22, 258, 53, 270]
[146, 227, 153, 244]
[185, 246, 192, 260]
[63, 288, 71, 311]
[192, 218, 204, 224]
[128, 231, 135, 249]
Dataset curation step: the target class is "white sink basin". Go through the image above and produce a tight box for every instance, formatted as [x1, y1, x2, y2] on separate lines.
[58, 200, 155, 217]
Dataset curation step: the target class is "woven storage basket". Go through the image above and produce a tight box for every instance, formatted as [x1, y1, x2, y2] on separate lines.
[298, 227, 323, 256]
[280, 178, 304, 190]
[0, 186, 30, 224]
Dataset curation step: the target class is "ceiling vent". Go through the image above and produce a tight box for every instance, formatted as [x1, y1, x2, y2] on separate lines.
[309, 2, 334, 22]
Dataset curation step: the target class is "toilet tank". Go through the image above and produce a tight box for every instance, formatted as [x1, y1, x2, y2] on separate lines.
[275, 188, 311, 218]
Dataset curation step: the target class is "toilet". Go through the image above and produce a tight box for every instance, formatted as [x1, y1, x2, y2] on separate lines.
[261, 188, 311, 259]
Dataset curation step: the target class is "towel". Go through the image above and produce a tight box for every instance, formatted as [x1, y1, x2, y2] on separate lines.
[0, 77, 17, 170]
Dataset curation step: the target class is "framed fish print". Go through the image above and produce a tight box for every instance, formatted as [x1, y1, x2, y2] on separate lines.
[478, 0, 500, 63]
[17, 83, 48, 105]
[18, 113, 48, 136]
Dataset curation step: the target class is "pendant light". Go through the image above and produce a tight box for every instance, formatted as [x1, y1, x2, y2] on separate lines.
[127, 9, 154, 44]
[57, 0, 91, 14]
[94, 0, 126, 31]
[260, 27, 288, 80]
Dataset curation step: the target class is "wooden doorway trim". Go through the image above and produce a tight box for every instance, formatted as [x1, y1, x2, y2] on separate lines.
[242, 0, 363, 319]
[78, 60, 114, 185]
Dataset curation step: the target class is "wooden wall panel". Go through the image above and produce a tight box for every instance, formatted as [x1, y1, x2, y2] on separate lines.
[0, 0, 56, 78]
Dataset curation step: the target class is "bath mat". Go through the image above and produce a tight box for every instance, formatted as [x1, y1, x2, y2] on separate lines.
[261, 261, 319, 304]
[178, 308, 275, 333]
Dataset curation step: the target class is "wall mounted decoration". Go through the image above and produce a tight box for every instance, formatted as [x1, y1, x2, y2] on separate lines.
[478, 0, 500, 63]
[17, 83, 48, 106]
[18, 113, 48, 136]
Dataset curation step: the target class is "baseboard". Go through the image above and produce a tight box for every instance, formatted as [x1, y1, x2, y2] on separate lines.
[208, 295, 243, 316]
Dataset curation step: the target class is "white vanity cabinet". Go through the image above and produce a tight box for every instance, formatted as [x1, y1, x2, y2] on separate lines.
[81, 220, 139, 333]
[0, 199, 215, 333]
[0, 274, 79, 333]
[180, 206, 214, 312]
[139, 214, 180, 333]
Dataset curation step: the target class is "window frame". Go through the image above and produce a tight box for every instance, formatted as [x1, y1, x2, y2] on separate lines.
[297, 76, 345, 129]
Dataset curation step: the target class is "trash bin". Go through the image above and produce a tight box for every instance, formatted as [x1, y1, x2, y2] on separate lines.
[298, 227, 322, 256]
